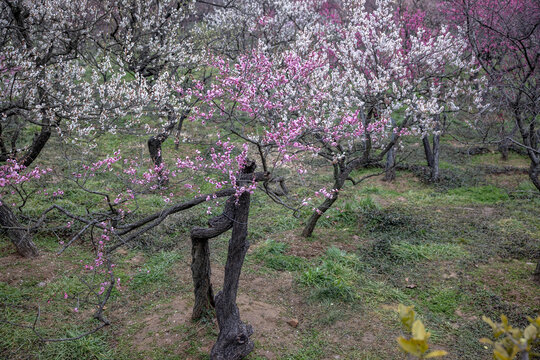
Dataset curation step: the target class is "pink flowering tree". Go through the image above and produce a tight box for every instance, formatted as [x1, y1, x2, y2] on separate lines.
[190, 0, 482, 239]
[0, 159, 51, 256]
[19, 136, 282, 356]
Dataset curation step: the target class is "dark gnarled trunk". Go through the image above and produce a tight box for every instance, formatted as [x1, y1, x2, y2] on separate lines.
[148, 107, 177, 187]
[0, 202, 38, 257]
[148, 108, 189, 187]
[211, 172, 254, 360]
[18, 124, 51, 168]
[190, 198, 235, 320]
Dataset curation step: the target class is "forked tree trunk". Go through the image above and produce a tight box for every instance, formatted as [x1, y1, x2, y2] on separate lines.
[190, 198, 235, 320]
[422, 121, 441, 182]
[0, 202, 38, 257]
[211, 179, 254, 360]
[148, 106, 183, 187]
[207, 162, 258, 359]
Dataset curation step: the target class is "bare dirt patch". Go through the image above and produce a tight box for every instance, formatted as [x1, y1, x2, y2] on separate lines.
[0, 252, 60, 286]
[129, 296, 193, 350]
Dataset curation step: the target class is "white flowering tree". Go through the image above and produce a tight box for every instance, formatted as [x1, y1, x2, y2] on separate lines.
[289, 0, 483, 236]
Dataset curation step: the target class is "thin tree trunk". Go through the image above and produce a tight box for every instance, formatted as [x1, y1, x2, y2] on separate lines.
[148, 106, 177, 187]
[0, 202, 38, 257]
[211, 164, 255, 360]
[431, 132, 440, 182]
[384, 146, 396, 181]
[302, 164, 348, 238]
[422, 136, 434, 169]
[513, 106, 539, 192]
[384, 118, 397, 182]
[302, 192, 340, 238]
[191, 238, 215, 320]
[499, 137, 509, 161]
[422, 119, 441, 182]
[174, 115, 186, 150]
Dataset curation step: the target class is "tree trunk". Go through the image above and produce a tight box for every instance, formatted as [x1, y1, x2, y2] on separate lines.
[384, 118, 397, 182]
[148, 106, 178, 187]
[0, 202, 38, 257]
[18, 124, 51, 168]
[302, 192, 340, 238]
[211, 166, 255, 360]
[190, 198, 235, 320]
[431, 132, 440, 182]
[190, 238, 215, 320]
[174, 115, 186, 150]
[422, 135, 434, 169]
[499, 138, 509, 161]
[302, 164, 348, 238]
[513, 105, 539, 192]
[384, 146, 396, 181]
[422, 119, 441, 182]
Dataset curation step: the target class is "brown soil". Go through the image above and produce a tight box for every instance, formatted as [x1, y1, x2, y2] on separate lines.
[0, 251, 61, 286]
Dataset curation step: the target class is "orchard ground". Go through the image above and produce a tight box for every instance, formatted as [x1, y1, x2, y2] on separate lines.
[1, 132, 539, 360]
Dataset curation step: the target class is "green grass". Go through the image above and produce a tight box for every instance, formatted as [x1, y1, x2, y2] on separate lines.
[130, 251, 183, 292]
[446, 185, 509, 203]
[390, 242, 469, 262]
[299, 247, 364, 302]
[251, 239, 306, 272]
[3, 121, 540, 360]
[421, 288, 463, 317]
[281, 331, 328, 360]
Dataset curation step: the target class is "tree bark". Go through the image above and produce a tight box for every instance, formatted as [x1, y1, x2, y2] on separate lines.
[499, 138, 509, 161]
[534, 258, 540, 283]
[422, 135, 434, 169]
[0, 202, 38, 257]
[384, 118, 397, 182]
[211, 163, 255, 360]
[148, 106, 179, 187]
[384, 146, 396, 182]
[18, 121, 51, 168]
[431, 132, 440, 182]
[529, 161, 540, 192]
[190, 198, 235, 320]
[513, 105, 539, 192]
[302, 163, 349, 238]
[191, 237, 215, 320]
[421, 119, 441, 182]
